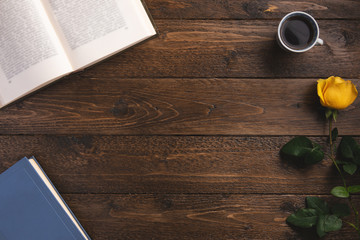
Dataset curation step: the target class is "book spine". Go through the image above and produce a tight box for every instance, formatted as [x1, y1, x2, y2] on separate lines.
[29, 156, 91, 240]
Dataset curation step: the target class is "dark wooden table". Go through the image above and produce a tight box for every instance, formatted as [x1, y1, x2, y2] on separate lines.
[1, 1, 360, 239]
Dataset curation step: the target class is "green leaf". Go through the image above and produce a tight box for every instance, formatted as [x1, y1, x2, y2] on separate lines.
[339, 137, 355, 160]
[348, 185, 360, 194]
[331, 203, 351, 217]
[338, 136, 360, 165]
[343, 163, 357, 175]
[353, 147, 360, 165]
[281, 136, 313, 157]
[331, 128, 338, 142]
[286, 208, 318, 228]
[323, 215, 342, 232]
[325, 109, 333, 119]
[335, 160, 348, 165]
[316, 214, 343, 237]
[325, 109, 339, 121]
[280, 137, 324, 166]
[332, 110, 338, 122]
[306, 197, 329, 215]
[304, 148, 324, 165]
[317, 215, 326, 238]
[331, 186, 349, 198]
[313, 142, 323, 150]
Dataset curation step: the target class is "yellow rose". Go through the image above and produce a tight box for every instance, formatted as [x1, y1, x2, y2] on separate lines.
[317, 76, 358, 110]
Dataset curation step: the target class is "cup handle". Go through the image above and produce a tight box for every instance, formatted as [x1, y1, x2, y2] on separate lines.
[316, 38, 324, 46]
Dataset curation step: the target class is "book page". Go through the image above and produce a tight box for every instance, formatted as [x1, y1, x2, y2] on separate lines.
[0, 0, 72, 107]
[42, 0, 156, 70]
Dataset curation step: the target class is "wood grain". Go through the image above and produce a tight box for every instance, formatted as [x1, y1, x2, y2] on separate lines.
[77, 20, 360, 78]
[146, 0, 360, 20]
[0, 136, 358, 194]
[63, 193, 359, 240]
[1, 78, 359, 135]
[1, 1, 359, 239]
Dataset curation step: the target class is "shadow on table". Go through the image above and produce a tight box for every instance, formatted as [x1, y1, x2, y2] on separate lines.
[263, 38, 321, 79]
[286, 225, 321, 240]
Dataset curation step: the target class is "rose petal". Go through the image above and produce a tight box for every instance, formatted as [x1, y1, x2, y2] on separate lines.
[317, 78, 327, 107]
[324, 80, 358, 109]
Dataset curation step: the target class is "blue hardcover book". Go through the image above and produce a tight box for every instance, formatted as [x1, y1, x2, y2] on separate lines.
[0, 157, 91, 240]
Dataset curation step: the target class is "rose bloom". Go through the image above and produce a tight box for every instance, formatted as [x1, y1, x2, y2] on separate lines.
[317, 76, 358, 110]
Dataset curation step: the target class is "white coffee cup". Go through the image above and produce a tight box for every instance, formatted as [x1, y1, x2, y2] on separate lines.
[277, 11, 323, 53]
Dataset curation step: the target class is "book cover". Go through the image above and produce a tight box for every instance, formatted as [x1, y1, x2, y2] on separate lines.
[0, 157, 91, 240]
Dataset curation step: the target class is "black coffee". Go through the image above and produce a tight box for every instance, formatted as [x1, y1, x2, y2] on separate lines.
[280, 16, 315, 50]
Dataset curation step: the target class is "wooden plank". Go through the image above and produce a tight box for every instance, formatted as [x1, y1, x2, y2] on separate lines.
[78, 20, 360, 78]
[146, 0, 360, 20]
[64, 193, 359, 239]
[0, 136, 359, 194]
[0, 78, 359, 135]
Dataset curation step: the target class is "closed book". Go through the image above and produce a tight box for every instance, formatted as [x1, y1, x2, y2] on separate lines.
[0, 157, 91, 240]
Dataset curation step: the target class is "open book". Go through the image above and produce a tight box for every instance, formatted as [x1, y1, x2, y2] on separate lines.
[0, 0, 156, 108]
